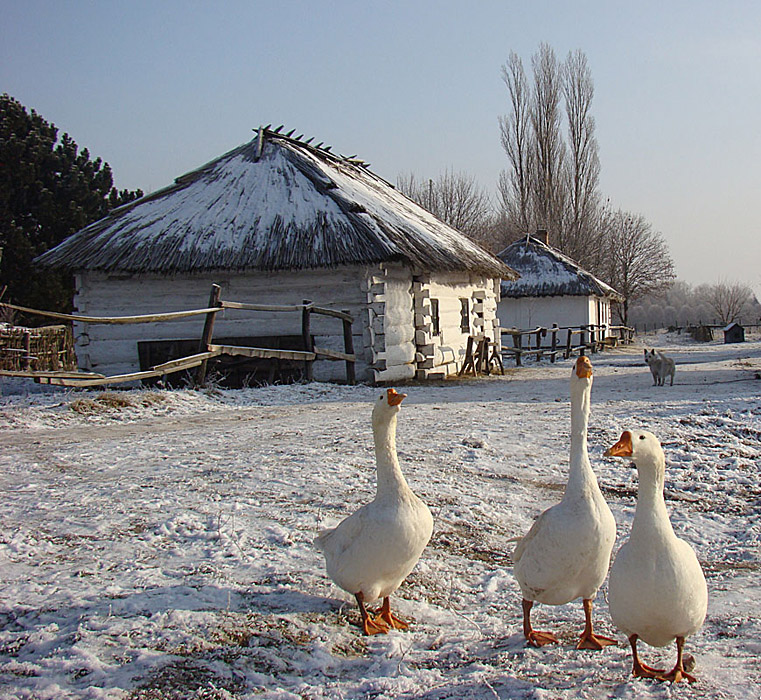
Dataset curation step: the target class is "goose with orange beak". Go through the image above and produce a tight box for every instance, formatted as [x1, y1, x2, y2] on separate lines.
[316, 388, 433, 635]
[605, 430, 707, 683]
[513, 356, 617, 649]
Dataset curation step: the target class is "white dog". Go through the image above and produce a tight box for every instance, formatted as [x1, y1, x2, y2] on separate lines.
[644, 349, 675, 386]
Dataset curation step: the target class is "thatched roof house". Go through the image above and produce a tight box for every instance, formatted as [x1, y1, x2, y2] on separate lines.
[38, 127, 516, 383]
[496, 231, 622, 331]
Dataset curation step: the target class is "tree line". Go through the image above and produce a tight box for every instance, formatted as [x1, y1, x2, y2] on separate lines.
[630, 280, 761, 330]
[398, 43, 683, 325]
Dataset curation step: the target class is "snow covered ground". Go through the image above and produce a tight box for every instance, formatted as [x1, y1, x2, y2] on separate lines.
[1, 332, 759, 699]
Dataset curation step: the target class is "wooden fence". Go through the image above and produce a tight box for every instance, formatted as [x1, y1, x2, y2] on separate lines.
[500, 323, 634, 367]
[0, 284, 356, 387]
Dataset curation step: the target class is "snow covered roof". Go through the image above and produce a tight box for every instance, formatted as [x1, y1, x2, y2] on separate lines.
[496, 234, 623, 301]
[36, 128, 516, 279]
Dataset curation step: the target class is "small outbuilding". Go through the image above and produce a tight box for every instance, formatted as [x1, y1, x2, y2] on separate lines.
[36, 127, 516, 384]
[723, 322, 745, 344]
[496, 231, 624, 333]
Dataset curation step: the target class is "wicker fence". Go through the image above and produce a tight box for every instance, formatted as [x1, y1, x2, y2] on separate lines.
[0, 324, 77, 372]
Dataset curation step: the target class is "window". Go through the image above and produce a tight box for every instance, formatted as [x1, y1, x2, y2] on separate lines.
[430, 298, 440, 336]
[460, 298, 470, 333]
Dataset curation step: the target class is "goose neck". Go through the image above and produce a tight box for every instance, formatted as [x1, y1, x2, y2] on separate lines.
[566, 381, 595, 492]
[633, 455, 671, 531]
[374, 413, 408, 494]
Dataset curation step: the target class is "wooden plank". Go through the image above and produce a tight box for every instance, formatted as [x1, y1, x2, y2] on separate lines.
[310, 306, 353, 322]
[155, 350, 221, 373]
[209, 344, 317, 361]
[0, 302, 222, 325]
[0, 369, 105, 379]
[313, 346, 356, 362]
[39, 362, 201, 387]
[220, 300, 304, 312]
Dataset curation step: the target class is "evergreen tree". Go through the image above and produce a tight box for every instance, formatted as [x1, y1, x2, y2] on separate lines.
[0, 94, 142, 321]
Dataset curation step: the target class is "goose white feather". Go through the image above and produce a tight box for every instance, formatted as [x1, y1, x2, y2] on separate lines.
[316, 388, 433, 635]
[513, 355, 616, 648]
[606, 429, 708, 683]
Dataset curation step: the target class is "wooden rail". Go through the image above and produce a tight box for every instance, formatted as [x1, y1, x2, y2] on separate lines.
[500, 323, 634, 367]
[0, 285, 357, 387]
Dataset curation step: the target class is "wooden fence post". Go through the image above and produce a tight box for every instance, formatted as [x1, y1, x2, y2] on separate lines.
[342, 310, 355, 385]
[565, 329, 572, 359]
[513, 332, 522, 367]
[550, 324, 558, 363]
[302, 299, 314, 382]
[195, 283, 222, 387]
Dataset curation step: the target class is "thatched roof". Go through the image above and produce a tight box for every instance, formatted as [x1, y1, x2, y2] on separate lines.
[497, 234, 623, 301]
[36, 128, 516, 279]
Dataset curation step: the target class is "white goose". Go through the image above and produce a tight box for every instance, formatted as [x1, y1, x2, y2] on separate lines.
[316, 388, 433, 635]
[605, 430, 708, 683]
[513, 355, 617, 649]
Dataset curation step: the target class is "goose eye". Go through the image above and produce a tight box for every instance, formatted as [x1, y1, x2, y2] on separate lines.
[639, 435, 646, 440]
[379, 395, 384, 400]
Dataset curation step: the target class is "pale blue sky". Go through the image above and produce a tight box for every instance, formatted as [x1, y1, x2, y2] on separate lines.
[2, 1, 760, 295]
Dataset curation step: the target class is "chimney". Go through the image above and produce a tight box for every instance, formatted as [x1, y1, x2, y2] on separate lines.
[533, 229, 549, 245]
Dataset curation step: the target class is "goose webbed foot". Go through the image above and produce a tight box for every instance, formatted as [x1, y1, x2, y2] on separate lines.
[376, 597, 409, 630]
[577, 599, 617, 650]
[527, 629, 559, 647]
[355, 592, 390, 635]
[522, 599, 558, 647]
[658, 638, 697, 684]
[577, 631, 618, 650]
[629, 634, 666, 679]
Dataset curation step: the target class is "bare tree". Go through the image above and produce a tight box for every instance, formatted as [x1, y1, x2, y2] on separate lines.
[604, 210, 675, 325]
[498, 51, 532, 240]
[562, 49, 602, 269]
[499, 44, 605, 263]
[707, 280, 754, 325]
[530, 43, 566, 238]
[396, 170, 494, 244]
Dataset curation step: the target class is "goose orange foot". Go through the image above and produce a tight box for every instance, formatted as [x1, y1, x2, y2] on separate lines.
[376, 597, 409, 631]
[361, 615, 390, 636]
[577, 631, 618, 650]
[355, 592, 390, 636]
[522, 599, 558, 647]
[526, 629, 559, 647]
[657, 667, 697, 684]
[629, 634, 666, 679]
[657, 638, 697, 684]
[577, 599, 617, 650]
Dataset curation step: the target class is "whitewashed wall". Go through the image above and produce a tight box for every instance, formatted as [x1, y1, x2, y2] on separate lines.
[74, 267, 373, 382]
[497, 294, 613, 332]
[74, 264, 505, 385]
[414, 274, 501, 379]
[363, 263, 416, 383]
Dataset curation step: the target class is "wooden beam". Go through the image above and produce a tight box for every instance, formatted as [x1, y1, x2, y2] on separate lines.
[0, 302, 222, 325]
[0, 369, 105, 379]
[310, 306, 353, 322]
[38, 355, 210, 387]
[313, 346, 355, 362]
[156, 350, 220, 373]
[220, 300, 304, 312]
[209, 344, 317, 361]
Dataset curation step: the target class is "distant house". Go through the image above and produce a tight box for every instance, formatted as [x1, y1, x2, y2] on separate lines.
[723, 322, 745, 344]
[36, 127, 516, 383]
[496, 231, 624, 333]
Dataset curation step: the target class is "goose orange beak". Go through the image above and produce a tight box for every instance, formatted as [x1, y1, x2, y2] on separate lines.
[576, 355, 593, 378]
[387, 388, 406, 406]
[605, 431, 633, 457]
